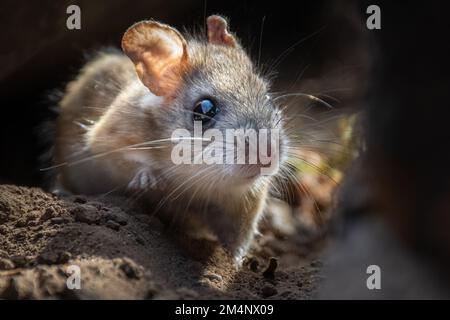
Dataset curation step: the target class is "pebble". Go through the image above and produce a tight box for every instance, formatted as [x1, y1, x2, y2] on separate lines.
[261, 285, 278, 298]
[72, 205, 100, 224]
[106, 220, 120, 231]
[104, 212, 128, 226]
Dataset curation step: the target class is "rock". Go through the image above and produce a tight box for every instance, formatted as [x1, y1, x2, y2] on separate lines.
[104, 212, 128, 226]
[105, 220, 120, 231]
[261, 285, 278, 298]
[72, 205, 100, 224]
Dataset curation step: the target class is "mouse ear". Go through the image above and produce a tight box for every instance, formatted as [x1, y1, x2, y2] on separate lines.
[207, 15, 237, 47]
[122, 21, 189, 97]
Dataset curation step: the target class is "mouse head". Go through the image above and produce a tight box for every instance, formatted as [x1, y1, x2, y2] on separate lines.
[122, 16, 285, 187]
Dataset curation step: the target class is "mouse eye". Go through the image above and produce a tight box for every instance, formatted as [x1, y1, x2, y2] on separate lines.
[193, 99, 220, 122]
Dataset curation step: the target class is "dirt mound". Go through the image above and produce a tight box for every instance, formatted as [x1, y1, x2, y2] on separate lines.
[0, 185, 322, 299]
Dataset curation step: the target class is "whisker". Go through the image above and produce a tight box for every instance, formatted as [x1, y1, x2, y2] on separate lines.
[274, 92, 334, 109]
[40, 137, 211, 171]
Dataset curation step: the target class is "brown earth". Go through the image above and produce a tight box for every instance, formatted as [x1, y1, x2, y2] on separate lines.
[0, 185, 325, 299]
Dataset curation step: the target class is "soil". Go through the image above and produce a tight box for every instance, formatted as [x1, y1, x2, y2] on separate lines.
[0, 184, 325, 299]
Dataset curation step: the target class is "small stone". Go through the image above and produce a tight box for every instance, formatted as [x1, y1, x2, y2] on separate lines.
[106, 220, 120, 231]
[27, 210, 40, 220]
[261, 285, 278, 298]
[72, 205, 100, 224]
[104, 212, 128, 226]
[0, 258, 15, 270]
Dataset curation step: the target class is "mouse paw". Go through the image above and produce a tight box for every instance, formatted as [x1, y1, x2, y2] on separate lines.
[127, 168, 158, 191]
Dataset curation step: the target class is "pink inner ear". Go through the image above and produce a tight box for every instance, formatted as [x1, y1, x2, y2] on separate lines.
[122, 21, 189, 98]
[207, 16, 236, 47]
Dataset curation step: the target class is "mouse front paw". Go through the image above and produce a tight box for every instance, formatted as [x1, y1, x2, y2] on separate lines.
[127, 167, 159, 191]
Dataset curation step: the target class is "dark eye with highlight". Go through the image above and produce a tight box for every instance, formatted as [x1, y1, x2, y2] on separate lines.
[193, 99, 220, 122]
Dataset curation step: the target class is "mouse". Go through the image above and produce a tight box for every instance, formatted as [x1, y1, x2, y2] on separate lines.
[49, 15, 289, 262]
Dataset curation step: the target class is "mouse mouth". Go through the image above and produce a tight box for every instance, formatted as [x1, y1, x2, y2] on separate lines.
[232, 164, 264, 180]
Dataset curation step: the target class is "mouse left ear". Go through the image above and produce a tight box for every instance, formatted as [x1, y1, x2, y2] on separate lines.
[122, 20, 189, 97]
[207, 15, 237, 47]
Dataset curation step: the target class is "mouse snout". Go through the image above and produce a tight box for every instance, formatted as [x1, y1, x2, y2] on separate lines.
[229, 124, 281, 179]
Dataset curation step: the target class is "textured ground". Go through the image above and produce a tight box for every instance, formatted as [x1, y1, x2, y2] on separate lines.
[0, 185, 324, 299]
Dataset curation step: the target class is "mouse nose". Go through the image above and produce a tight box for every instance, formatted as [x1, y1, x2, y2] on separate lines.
[232, 128, 278, 165]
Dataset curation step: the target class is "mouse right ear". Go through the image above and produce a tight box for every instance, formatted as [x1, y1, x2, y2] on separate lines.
[207, 15, 237, 47]
[122, 21, 189, 97]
